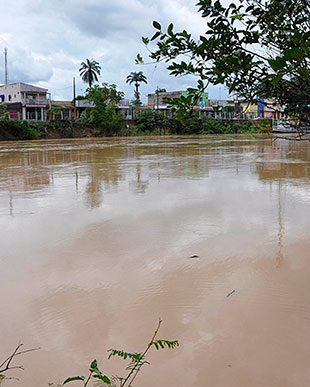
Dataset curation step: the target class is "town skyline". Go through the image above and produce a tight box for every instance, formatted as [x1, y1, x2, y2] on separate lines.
[0, 0, 228, 102]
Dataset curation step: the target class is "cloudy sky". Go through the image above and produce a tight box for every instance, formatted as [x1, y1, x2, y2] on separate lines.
[0, 0, 226, 102]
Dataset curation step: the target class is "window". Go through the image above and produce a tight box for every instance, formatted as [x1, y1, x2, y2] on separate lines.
[8, 95, 11, 101]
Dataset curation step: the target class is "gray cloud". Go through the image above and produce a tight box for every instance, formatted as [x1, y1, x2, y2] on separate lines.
[0, 0, 227, 101]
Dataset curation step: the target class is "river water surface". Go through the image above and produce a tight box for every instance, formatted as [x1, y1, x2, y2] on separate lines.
[1, 136, 310, 386]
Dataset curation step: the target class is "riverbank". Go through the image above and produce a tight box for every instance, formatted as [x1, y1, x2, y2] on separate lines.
[0, 117, 271, 141]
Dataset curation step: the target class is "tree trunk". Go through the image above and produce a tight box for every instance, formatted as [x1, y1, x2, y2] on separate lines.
[135, 82, 140, 102]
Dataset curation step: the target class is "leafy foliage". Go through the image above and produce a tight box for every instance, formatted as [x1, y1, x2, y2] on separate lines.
[0, 119, 41, 140]
[62, 319, 178, 387]
[152, 339, 179, 350]
[136, 109, 262, 135]
[107, 350, 142, 362]
[126, 71, 147, 105]
[136, 109, 170, 133]
[63, 376, 86, 384]
[79, 59, 101, 89]
[86, 83, 126, 135]
[62, 359, 111, 387]
[155, 88, 166, 93]
[0, 104, 8, 120]
[141, 0, 310, 122]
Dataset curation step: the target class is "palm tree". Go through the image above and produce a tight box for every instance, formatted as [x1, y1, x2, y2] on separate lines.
[126, 71, 147, 104]
[79, 59, 101, 89]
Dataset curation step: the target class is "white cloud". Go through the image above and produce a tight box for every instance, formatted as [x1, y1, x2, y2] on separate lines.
[0, 0, 227, 101]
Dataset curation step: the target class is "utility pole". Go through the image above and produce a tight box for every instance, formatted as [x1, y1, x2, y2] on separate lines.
[156, 86, 159, 110]
[73, 77, 76, 120]
[4, 48, 8, 85]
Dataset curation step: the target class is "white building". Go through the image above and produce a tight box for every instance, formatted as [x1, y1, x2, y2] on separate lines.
[0, 82, 49, 120]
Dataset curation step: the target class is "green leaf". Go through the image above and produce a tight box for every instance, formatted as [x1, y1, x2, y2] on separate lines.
[63, 376, 85, 385]
[135, 54, 144, 64]
[283, 47, 304, 61]
[268, 58, 286, 71]
[197, 80, 204, 90]
[90, 360, 98, 371]
[151, 31, 161, 41]
[271, 73, 283, 85]
[93, 375, 111, 384]
[290, 47, 304, 59]
[167, 23, 174, 36]
[298, 67, 310, 80]
[214, 0, 221, 11]
[153, 20, 161, 30]
[230, 14, 243, 20]
[228, 83, 236, 94]
[142, 36, 149, 45]
[152, 339, 179, 350]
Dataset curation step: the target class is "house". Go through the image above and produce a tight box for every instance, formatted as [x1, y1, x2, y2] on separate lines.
[74, 98, 133, 120]
[146, 90, 212, 117]
[0, 82, 49, 120]
[148, 90, 209, 108]
[257, 98, 287, 119]
[241, 102, 258, 119]
[49, 100, 74, 120]
[117, 99, 133, 120]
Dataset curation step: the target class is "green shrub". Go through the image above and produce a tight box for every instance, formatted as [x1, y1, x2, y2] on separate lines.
[136, 109, 170, 133]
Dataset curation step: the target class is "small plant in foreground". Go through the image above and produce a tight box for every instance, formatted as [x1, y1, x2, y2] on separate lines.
[63, 318, 178, 387]
[0, 344, 40, 384]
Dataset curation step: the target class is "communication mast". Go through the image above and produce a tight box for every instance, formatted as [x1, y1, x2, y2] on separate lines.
[4, 48, 8, 85]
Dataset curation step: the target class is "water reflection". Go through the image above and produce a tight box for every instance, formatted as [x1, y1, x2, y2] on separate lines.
[1, 137, 310, 387]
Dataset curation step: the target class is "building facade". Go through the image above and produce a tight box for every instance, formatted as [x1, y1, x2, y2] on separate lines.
[0, 82, 49, 120]
[148, 90, 209, 108]
[257, 98, 287, 119]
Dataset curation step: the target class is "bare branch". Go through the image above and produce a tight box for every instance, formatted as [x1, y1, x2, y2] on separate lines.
[0, 344, 40, 374]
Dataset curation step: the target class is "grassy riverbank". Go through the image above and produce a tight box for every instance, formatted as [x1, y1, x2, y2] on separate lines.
[0, 115, 271, 141]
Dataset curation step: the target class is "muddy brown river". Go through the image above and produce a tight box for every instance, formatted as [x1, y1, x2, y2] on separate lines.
[1, 136, 310, 386]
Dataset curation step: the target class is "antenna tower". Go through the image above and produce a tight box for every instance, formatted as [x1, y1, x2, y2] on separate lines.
[4, 48, 8, 85]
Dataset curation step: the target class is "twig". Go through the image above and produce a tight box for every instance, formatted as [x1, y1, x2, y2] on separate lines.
[83, 370, 93, 387]
[120, 318, 162, 387]
[0, 344, 40, 373]
[226, 290, 236, 297]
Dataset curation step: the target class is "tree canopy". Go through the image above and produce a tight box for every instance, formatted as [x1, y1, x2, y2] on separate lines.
[126, 71, 147, 105]
[86, 83, 125, 135]
[79, 59, 101, 89]
[139, 0, 310, 122]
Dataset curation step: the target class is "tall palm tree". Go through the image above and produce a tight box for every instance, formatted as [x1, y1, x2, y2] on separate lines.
[79, 59, 101, 89]
[126, 71, 147, 103]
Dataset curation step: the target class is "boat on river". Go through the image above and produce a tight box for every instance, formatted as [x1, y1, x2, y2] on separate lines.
[272, 120, 310, 134]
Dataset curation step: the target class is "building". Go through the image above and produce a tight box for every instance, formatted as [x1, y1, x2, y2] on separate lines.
[257, 98, 287, 119]
[148, 91, 183, 107]
[148, 90, 209, 108]
[49, 101, 75, 120]
[146, 90, 212, 117]
[241, 102, 258, 119]
[117, 99, 133, 120]
[0, 82, 49, 120]
[74, 98, 133, 120]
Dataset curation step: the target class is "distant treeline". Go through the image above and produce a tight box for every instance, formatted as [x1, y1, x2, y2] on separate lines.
[0, 111, 271, 141]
